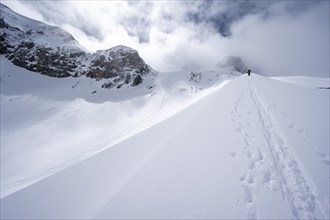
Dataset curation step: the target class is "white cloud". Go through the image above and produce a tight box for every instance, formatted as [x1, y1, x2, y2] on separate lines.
[228, 4, 330, 76]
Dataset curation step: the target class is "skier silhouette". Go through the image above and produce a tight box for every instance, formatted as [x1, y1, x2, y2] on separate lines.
[247, 69, 251, 76]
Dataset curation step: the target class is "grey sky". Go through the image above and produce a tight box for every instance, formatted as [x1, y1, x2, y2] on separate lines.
[2, 0, 329, 77]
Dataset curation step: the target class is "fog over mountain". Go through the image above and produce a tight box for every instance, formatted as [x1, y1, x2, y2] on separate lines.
[2, 0, 329, 77]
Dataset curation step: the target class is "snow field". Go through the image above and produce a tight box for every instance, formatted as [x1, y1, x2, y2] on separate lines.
[0, 57, 231, 199]
[1, 57, 329, 219]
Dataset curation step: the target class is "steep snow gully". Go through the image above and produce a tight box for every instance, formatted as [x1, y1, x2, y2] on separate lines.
[1, 74, 329, 219]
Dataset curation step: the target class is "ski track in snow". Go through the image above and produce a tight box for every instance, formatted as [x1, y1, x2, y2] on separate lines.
[232, 77, 323, 219]
[232, 91, 264, 219]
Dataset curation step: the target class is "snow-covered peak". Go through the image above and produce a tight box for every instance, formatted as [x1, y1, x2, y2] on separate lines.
[93, 45, 139, 62]
[0, 3, 44, 31]
[97, 45, 136, 55]
[0, 3, 83, 52]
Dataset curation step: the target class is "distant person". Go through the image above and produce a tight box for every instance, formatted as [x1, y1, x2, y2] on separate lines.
[247, 69, 251, 76]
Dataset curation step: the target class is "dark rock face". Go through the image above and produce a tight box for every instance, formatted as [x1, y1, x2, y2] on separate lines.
[7, 43, 82, 77]
[189, 72, 202, 83]
[87, 47, 153, 87]
[132, 74, 143, 86]
[0, 3, 157, 88]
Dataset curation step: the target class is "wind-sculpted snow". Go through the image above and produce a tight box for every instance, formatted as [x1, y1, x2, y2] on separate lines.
[0, 56, 233, 199]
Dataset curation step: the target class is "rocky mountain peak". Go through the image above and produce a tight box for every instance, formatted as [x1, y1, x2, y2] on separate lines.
[98, 45, 136, 55]
[0, 3, 157, 89]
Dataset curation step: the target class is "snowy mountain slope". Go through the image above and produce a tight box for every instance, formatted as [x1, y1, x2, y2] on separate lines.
[1, 73, 328, 219]
[0, 3, 83, 51]
[94, 75, 329, 220]
[0, 56, 232, 199]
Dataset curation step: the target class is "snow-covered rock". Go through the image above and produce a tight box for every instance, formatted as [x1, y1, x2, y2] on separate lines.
[0, 3, 157, 88]
[88, 46, 155, 89]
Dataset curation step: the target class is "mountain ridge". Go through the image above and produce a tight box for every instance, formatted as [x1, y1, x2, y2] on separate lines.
[0, 3, 249, 92]
[0, 3, 157, 89]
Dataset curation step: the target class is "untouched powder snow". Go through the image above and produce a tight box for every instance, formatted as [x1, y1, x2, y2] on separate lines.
[1, 63, 329, 219]
[271, 76, 330, 89]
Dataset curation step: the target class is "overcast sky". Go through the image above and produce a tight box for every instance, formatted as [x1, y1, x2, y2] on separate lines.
[2, 0, 329, 77]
